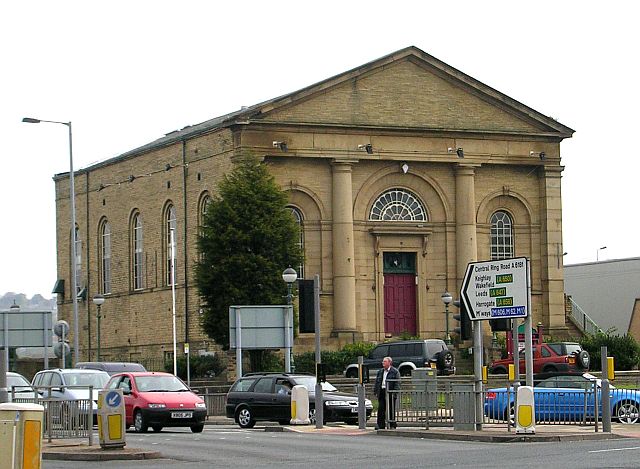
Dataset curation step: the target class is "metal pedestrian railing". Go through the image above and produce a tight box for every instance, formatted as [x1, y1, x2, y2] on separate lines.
[567, 296, 602, 336]
[11, 385, 94, 444]
[384, 377, 605, 431]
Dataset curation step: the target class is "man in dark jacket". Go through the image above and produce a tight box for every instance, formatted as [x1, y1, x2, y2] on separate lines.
[373, 356, 400, 429]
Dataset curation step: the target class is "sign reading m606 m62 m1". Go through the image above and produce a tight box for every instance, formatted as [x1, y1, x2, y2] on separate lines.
[461, 257, 529, 320]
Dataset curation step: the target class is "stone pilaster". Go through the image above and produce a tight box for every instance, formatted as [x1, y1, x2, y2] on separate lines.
[539, 165, 568, 334]
[455, 164, 479, 287]
[331, 159, 357, 331]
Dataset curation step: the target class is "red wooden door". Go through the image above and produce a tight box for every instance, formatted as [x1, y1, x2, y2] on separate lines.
[383, 273, 417, 335]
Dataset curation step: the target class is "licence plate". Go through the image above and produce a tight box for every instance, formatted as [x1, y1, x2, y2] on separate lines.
[351, 407, 358, 413]
[171, 412, 193, 419]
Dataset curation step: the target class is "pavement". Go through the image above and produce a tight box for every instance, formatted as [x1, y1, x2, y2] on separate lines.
[41, 416, 640, 461]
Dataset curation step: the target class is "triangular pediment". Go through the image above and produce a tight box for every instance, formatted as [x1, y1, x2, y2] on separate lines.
[247, 47, 573, 138]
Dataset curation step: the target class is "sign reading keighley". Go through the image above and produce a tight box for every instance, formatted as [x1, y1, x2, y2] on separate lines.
[461, 257, 529, 320]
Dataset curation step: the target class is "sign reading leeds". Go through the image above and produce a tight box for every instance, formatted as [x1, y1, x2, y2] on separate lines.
[461, 257, 529, 320]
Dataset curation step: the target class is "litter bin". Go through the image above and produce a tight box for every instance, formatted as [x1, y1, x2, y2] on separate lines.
[97, 389, 126, 449]
[0, 402, 44, 469]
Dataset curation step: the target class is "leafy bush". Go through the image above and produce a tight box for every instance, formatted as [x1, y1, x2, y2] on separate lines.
[165, 353, 226, 380]
[579, 331, 640, 371]
[293, 342, 376, 375]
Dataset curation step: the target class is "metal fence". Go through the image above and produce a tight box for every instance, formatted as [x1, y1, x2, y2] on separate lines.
[11, 385, 94, 443]
[385, 378, 604, 431]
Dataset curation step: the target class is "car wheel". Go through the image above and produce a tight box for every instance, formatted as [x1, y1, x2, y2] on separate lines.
[345, 368, 358, 378]
[576, 350, 590, 369]
[151, 426, 162, 433]
[506, 403, 516, 426]
[492, 366, 507, 374]
[615, 401, 640, 424]
[190, 424, 204, 433]
[236, 407, 256, 429]
[344, 418, 358, 425]
[437, 351, 454, 370]
[134, 410, 148, 433]
[399, 366, 412, 377]
[308, 408, 325, 424]
[542, 365, 557, 373]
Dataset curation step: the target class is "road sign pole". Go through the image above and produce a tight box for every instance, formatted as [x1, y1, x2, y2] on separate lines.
[473, 320, 483, 431]
[511, 318, 520, 383]
[524, 262, 533, 387]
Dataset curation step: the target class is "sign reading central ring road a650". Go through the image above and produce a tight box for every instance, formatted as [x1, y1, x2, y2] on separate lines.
[461, 257, 529, 320]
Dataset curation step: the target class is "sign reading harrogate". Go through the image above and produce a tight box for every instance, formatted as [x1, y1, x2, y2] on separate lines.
[461, 257, 529, 320]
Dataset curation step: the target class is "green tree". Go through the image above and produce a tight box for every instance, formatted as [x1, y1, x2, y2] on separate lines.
[195, 156, 302, 349]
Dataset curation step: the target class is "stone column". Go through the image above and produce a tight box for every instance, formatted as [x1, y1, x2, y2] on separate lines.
[331, 160, 357, 331]
[455, 164, 479, 286]
[539, 166, 567, 335]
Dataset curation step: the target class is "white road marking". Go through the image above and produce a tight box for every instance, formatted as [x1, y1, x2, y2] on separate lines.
[589, 446, 640, 453]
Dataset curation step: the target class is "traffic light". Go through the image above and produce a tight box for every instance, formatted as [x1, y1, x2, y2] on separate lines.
[453, 299, 471, 341]
[490, 318, 512, 332]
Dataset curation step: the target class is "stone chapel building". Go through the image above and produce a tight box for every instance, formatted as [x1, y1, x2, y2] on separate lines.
[53, 46, 574, 365]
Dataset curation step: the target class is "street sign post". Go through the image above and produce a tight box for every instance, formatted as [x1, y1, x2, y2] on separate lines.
[461, 257, 529, 321]
[461, 257, 534, 391]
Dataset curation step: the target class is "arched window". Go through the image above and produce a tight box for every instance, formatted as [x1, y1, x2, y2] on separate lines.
[132, 213, 144, 290]
[99, 220, 111, 294]
[490, 211, 514, 260]
[73, 226, 83, 295]
[287, 206, 304, 279]
[166, 205, 177, 286]
[199, 194, 212, 229]
[369, 188, 427, 221]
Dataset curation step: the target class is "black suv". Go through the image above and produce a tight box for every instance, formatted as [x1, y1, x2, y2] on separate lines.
[225, 373, 373, 428]
[344, 339, 455, 378]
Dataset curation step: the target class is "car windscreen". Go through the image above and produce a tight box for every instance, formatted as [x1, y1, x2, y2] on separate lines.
[64, 373, 110, 388]
[135, 375, 189, 392]
[293, 376, 338, 392]
[8, 375, 33, 392]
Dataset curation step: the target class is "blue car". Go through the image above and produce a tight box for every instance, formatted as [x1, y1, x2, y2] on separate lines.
[484, 373, 640, 424]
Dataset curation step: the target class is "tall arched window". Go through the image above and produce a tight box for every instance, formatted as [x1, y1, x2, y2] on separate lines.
[132, 213, 144, 290]
[166, 205, 177, 286]
[369, 188, 427, 221]
[287, 206, 304, 279]
[73, 226, 83, 295]
[199, 194, 212, 228]
[490, 211, 514, 260]
[99, 220, 111, 294]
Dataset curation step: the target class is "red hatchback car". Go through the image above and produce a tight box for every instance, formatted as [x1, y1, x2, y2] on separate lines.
[106, 371, 207, 433]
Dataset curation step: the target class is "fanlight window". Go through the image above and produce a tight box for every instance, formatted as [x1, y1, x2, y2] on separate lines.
[369, 189, 426, 221]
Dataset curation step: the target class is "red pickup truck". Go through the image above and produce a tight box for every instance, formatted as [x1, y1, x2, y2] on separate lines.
[489, 342, 590, 374]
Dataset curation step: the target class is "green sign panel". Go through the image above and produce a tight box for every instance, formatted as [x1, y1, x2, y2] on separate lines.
[496, 274, 513, 284]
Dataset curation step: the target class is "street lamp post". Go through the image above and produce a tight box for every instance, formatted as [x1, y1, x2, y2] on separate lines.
[22, 117, 79, 366]
[92, 295, 105, 361]
[282, 267, 297, 373]
[597, 246, 607, 262]
[441, 291, 453, 345]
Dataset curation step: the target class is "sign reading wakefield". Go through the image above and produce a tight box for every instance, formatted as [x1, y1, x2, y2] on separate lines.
[461, 257, 529, 320]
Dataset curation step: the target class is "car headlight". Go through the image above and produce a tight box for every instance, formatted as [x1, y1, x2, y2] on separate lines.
[195, 402, 206, 409]
[148, 403, 166, 408]
[325, 401, 349, 407]
[365, 399, 373, 407]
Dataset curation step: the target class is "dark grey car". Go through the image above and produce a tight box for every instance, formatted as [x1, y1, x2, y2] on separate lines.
[344, 339, 455, 378]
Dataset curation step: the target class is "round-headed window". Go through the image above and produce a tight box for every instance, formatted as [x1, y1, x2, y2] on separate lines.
[369, 188, 427, 221]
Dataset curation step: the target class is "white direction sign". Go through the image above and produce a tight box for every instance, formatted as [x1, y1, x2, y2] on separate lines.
[461, 257, 529, 320]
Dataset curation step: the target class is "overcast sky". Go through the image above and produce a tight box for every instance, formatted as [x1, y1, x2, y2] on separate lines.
[2, 1, 638, 298]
